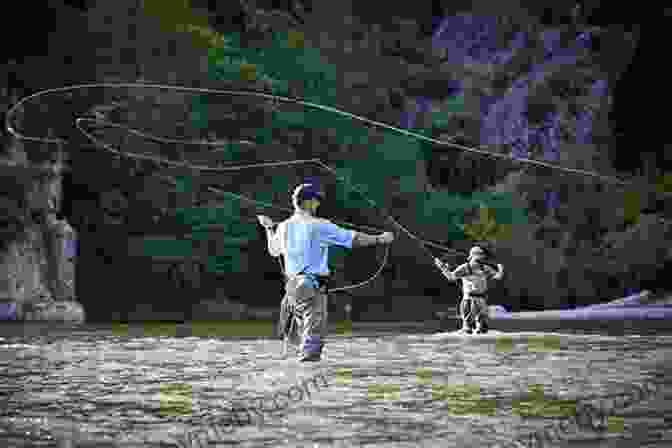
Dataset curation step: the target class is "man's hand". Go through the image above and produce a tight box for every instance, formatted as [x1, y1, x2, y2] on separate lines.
[379, 232, 394, 244]
[257, 215, 274, 229]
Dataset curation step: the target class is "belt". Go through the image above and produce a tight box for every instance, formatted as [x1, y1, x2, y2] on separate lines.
[467, 292, 487, 297]
[288, 272, 330, 290]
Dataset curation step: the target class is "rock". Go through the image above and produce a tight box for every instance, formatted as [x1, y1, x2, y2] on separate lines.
[23, 300, 86, 324]
[0, 301, 19, 321]
[489, 305, 509, 317]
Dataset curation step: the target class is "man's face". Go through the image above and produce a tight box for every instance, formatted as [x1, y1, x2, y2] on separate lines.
[299, 186, 325, 214]
[309, 197, 322, 212]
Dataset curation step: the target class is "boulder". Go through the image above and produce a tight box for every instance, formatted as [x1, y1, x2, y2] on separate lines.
[0, 301, 18, 321]
[22, 300, 85, 324]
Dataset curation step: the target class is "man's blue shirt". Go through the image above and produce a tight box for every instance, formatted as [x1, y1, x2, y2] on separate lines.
[269, 211, 355, 277]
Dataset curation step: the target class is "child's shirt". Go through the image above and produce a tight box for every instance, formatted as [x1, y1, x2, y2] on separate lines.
[440, 261, 502, 295]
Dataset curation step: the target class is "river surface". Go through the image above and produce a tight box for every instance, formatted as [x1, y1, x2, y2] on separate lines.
[0, 323, 670, 447]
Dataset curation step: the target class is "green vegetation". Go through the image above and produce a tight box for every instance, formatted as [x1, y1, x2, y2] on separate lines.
[159, 382, 193, 417]
[431, 383, 497, 416]
[157, 19, 527, 276]
[513, 385, 577, 418]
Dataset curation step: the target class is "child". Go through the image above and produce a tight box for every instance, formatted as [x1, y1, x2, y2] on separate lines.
[434, 246, 504, 334]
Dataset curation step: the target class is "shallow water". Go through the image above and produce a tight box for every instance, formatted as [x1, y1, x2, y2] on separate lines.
[0, 324, 670, 447]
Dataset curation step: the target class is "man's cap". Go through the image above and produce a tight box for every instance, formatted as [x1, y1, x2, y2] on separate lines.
[291, 182, 325, 209]
[294, 183, 325, 201]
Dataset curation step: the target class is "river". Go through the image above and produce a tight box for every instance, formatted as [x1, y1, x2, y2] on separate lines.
[0, 322, 670, 447]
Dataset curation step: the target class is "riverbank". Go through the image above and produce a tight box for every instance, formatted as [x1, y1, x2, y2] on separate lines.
[1, 316, 670, 339]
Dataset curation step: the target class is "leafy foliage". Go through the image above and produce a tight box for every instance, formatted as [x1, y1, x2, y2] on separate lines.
[181, 26, 524, 276]
[142, 0, 224, 50]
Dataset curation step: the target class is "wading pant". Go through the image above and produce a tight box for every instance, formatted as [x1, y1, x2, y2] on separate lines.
[279, 275, 328, 356]
[459, 294, 488, 330]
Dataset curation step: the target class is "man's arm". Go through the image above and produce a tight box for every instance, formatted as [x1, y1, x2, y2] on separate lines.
[258, 215, 282, 257]
[266, 226, 282, 257]
[351, 232, 390, 247]
[315, 219, 393, 249]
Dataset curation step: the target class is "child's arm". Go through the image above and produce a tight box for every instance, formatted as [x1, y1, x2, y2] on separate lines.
[434, 258, 453, 280]
[495, 263, 504, 280]
[487, 263, 504, 280]
[434, 258, 466, 281]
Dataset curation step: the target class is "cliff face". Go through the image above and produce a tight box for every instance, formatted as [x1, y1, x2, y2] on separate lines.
[1, 1, 669, 322]
[0, 96, 81, 322]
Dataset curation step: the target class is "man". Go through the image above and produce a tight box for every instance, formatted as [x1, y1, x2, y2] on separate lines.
[434, 246, 504, 334]
[258, 182, 394, 361]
